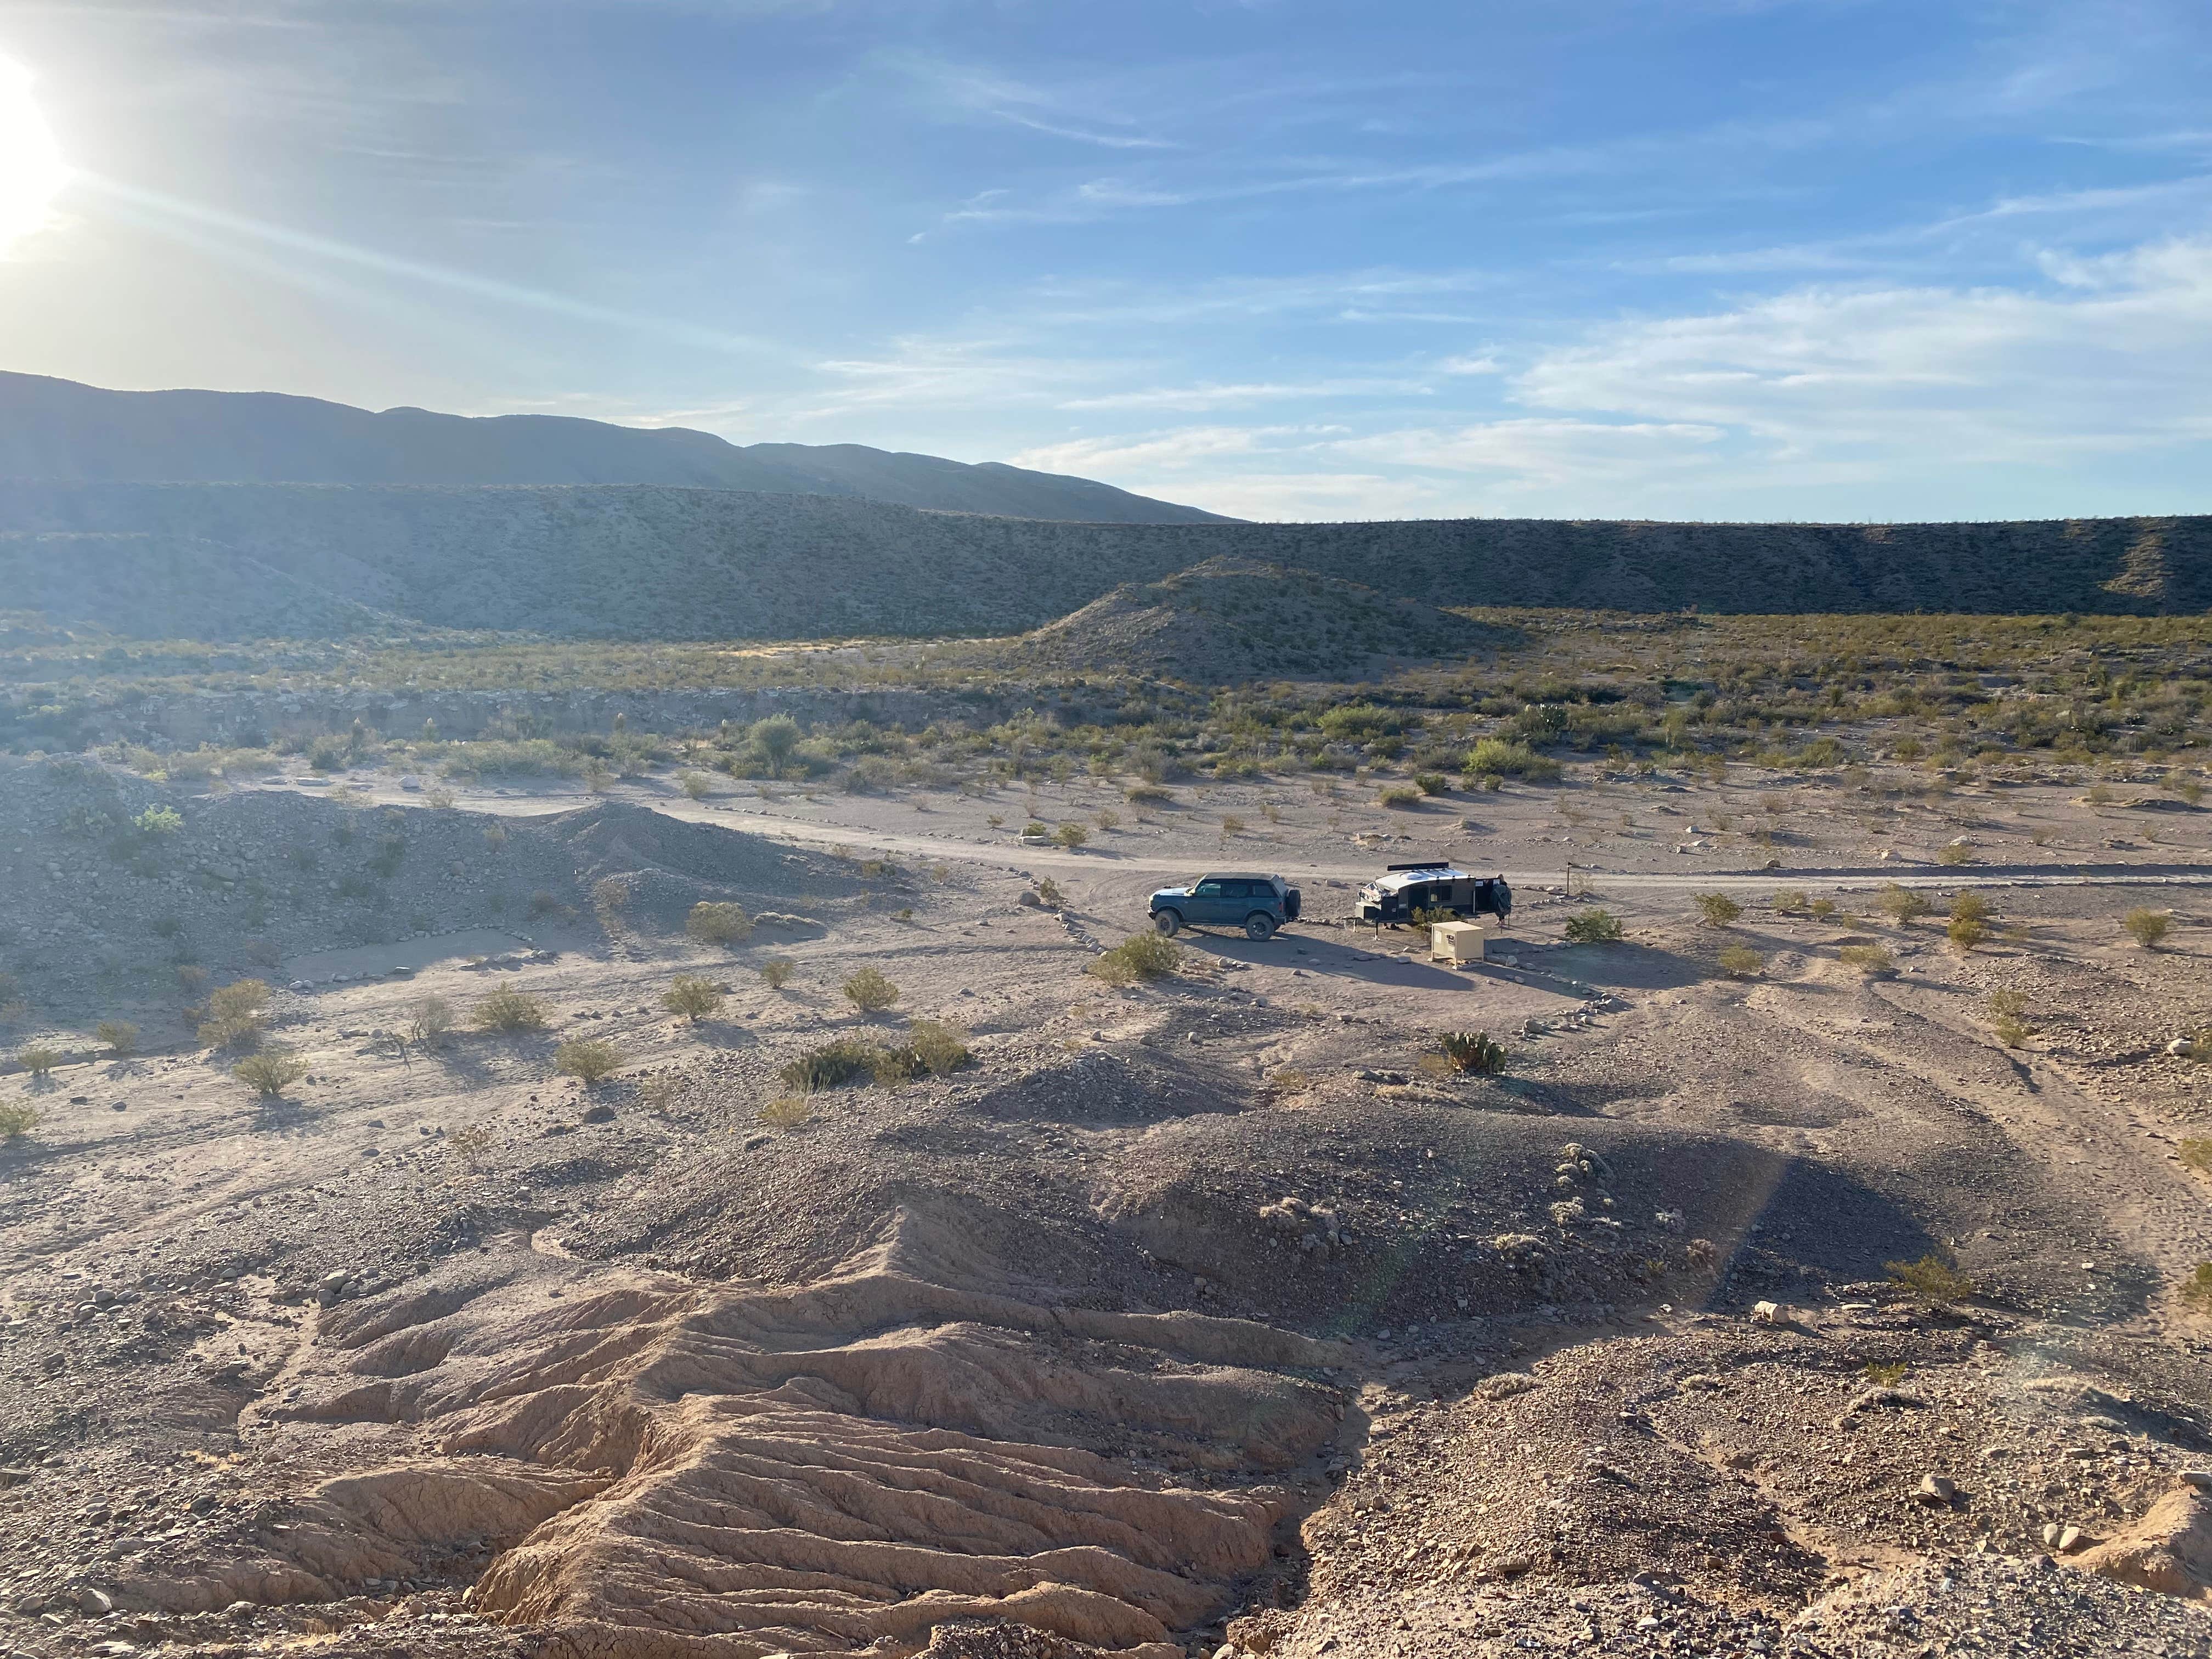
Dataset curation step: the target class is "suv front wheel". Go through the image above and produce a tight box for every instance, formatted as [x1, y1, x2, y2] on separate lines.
[1244, 912, 1277, 941]
[1152, 910, 1182, 936]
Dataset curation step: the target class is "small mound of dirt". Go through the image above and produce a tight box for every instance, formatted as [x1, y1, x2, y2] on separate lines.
[990, 557, 1500, 682]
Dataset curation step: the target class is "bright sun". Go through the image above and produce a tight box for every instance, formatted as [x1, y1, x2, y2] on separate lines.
[0, 56, 66, 254]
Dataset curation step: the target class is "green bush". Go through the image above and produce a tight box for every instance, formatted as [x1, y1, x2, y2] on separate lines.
[685, 901, 756, 947]
[2179, 1137, 2212, 1175]
[233, 1047, 308, 1099]
[1089, 930, 1181, 985]
[1877, 883, 1931, 923]
[1717, 943, 1764, 978]
[555, 1037, 624, 1084]
[1838, 944, 1895, 975]
[2126, 907, 2171, 949]
[1937, 842, 1974, 865]
[1462, 738, 1559, 781]
[780, 1036, 879, 1092]
[2183, 1263, 2212, 1314]
[471, 984, 549, 1032]
[1377, 784, 1423, 809]
[95, 1020, 138, 1056]
[662, 976, 725, 1022]
[1771, 888, 1808, 914]
[1694, 893, 1742, 928]
[408, 996, 455, 1047]
[199, 979, 272, 1049]
[1886, 1252, 1974, 1304]
[1054, 821, 1090, 848]
[842, 966, 900, 1014]
[1413, 771, 1448, 795]
[0, 1100, 37, 1137]
[1438, 1030, 1507, 1075]
[759, 957, 795, 990]
[1948, 916, 1987, 951]
[134, 805, 184, 837]
[1563, 909, 1624, 944]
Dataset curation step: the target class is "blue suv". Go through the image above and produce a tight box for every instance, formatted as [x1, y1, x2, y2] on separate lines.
[1148, 872, 1303, 941]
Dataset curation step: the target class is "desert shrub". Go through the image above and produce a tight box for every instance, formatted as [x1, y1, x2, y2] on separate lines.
[1125, 783, 1173, 805]
[233, 1047, 308, 1099]
[1808, 897, 1837, 919]
[1267, 1067, 1312, 1096]
[904, 1020, 970, 1077]
[2183, 1263, 2212, 1314]
[555, 1037, 624, 1084]
[1991, 1013, 2033, 1047]
[1771, 889, 1808, 914]
[13, 1044, 59, 1084]
[134, 805, 184, 837]
[1563, 909, 1624, 944]
[1717, 944, 1764, 978]
[679, 770, 714, 800]
[1377, 784, 1423, 809]
[1984, 989, 2029, 1018]
[1093, 807, 1121, 831]
[1877, 883, 1931, 923]
[1439, 1030, 1507, 1075]
[1089, 930, 1181, 985]
[176, 964, 208, 995]
[199, 979, 271, 1049]
[2180, 1138, 2212, 1174]
[95, 1020, 138, 1056]
[591, 875, 634, 923]
[1948, 916, 1987, 951]
[1220, 814, 1246, 836]
[1414, 771, 1448, 795]
[750, 713, 802, 775]
[407, 995, 455, 1047]
[842, 966, 900, 1014]
[662, 976, 725, 1022]
[1937, 841, 1974, 865]
[780, 1036, 879, 1092]
[1053, 822, 1090, 848]
[1863, 1360, 1909, 1387]
[1035, 876, 1066, 909]
[1693, 893, 1742, 928]
[2125, 907, 2171, 949]
[446, 1124, 495, 1167]
[1463, 738, 1559, 781]
[759, 1094, 812, 1128]
[1950, 892, 1990, 924]
[0, 1100, 37, 1137]
[682, 900, 753, 947]
[471, 985, 549, 1032]
[1838, 944, 1895, 975]
[1887, 1251, 1974, 1304]
[759, 957, 795, 989]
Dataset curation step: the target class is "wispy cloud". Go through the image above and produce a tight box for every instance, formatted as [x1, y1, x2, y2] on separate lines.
[1057, 377, 1431, 411]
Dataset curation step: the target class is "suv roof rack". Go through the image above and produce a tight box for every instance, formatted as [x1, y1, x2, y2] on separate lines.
[1384, 860, 1455, 872]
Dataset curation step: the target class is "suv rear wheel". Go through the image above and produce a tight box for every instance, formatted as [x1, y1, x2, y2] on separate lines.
[1152, 909, 1182, 936]
[1244, 912, 1276, 941]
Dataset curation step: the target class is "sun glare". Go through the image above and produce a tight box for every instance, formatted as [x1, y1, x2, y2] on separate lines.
[0, 55, 66, 255]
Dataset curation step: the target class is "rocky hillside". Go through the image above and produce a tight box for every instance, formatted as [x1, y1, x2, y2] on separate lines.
[0, 477, 2203, 639]
[0, 371, 1229, 524]
[995, 557, 1501, 681]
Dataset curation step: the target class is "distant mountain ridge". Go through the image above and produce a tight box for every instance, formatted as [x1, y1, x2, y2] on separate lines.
[0, 371, 1232, 524]
[0, 478, 2203, 642]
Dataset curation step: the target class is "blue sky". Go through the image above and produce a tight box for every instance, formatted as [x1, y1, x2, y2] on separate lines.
[0, 0, 2207, 521]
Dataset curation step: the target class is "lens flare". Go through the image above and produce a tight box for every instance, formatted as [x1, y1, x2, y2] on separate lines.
[0, 56, 67, 255]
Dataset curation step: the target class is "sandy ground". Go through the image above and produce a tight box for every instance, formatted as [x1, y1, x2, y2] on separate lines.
[3, 761, 2211, 1658]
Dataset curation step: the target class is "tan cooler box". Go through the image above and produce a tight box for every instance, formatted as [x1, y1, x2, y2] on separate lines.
[1430, 919, 1492, 963]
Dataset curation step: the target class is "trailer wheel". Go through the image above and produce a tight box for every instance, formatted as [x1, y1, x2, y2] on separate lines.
[1244, 912, 1277, 941]
[1152, 910, 1182, 936]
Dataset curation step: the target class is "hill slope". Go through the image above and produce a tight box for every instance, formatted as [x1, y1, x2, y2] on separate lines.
[0, 479, 2203, 639]
[996, 557, 1504, 681]
[0, 371, 1230, 524]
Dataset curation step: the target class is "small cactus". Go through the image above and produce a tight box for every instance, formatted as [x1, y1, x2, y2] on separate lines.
[1440, 1030, 1507, 1075]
